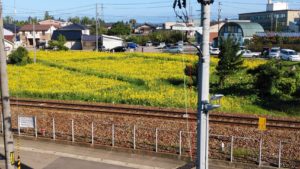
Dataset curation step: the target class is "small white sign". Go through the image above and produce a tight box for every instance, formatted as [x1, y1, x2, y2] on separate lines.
[19, 117, 35, 128]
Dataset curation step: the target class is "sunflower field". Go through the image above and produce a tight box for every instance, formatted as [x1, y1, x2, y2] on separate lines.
[7, 51, 299, 116]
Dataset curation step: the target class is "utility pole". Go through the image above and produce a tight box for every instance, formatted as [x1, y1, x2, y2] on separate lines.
[218, 1, 222, 32]
[196, 0, 214, 169]
[14, 0, 17, 43]
[0, 1, 15, 169]
[32, 19, 36, 63]
[96, 3, 99, 52]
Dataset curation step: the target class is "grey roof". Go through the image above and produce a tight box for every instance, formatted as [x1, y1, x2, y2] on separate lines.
[59, 23, 87, 31]
[52, 30, 82, 41]
[81, 35, 101, 42]
[222, 22, 264, 37]
[4, 24, 20, 33]
[256, 32, 300, 37]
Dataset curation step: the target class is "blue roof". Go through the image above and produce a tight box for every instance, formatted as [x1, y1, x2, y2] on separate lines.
[52, 30, 82, 41]
[59, 23, 87, 31]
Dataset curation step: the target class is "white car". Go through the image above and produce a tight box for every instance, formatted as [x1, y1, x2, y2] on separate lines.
[237, 50, 260, 58]
[145, 41, 152, 47]
[280, 49, 300, 61]
[210, 48, 220, 55]
[268, 47, 281, 59]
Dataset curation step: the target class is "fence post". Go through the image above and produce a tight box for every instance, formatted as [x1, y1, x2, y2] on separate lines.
[112, 124, 115, 147]
[72, 119, 74, 142]
[230, 136, 234, 163]
[155, 128, 158, 152]
[278, 141, 282, 168]
[179, 131, 182, 156]
[18, 115, 20, 136]
[91, 122, 94, 145]
[259, 139, 263, 166]
[34, 116, 37, 138]
[133, 125, 136, 150]
[52, 118, 56, 140]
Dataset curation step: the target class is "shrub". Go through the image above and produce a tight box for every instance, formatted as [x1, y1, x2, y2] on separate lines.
[49, 34, 68, 51]
[8, 47, 32, 65]
[249, 61, 299, 98]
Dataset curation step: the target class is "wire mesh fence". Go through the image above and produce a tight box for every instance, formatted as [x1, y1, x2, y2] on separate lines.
[1, 115, 299, 169]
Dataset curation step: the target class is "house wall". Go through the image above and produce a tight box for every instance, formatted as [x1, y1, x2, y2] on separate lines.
[82, 41, 95, 50]
[4, 40, 14, 56]
[19, 26, 56, 47]
[65, 41, 82, 50]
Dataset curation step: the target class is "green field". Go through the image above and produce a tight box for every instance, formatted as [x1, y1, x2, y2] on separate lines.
[7, 51, 300, 117]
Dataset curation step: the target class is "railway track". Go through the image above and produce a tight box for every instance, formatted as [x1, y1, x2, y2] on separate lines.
[8, 98, 300, 130]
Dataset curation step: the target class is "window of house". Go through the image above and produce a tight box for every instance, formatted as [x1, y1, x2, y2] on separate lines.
[42, 31, 45, 35]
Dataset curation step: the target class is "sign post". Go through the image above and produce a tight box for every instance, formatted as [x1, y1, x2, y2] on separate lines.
[258, 117, 267, 131]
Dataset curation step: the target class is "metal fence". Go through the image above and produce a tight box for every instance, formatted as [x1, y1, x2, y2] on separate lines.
[1, 115, 299, 168]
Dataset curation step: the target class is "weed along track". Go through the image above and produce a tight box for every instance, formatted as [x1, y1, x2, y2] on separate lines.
[9, 98, 300, 130]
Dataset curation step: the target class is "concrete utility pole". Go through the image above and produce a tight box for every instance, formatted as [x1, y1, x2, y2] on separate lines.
[14, 0, 17, 43]
[0, 1, 15, 169]
[196, 0, 214, 169]
[218, 1, 222, 32]
[32, 19, 37, 63]
[96, 3, 99, 52]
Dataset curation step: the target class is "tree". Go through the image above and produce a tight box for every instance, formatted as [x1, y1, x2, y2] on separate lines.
[216, 37, 244, 88]
[129, 19, 137, 28]
[8, 47, 32, 65]
[107, 21, 131, 36]
[68, 17, 81, 24]
[44, 11, 54, 20]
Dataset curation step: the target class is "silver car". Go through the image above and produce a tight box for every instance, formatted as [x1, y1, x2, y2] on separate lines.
[268, 47, 280, 58]
[163, 46, 183, 53]
[280, 49, 300, 61]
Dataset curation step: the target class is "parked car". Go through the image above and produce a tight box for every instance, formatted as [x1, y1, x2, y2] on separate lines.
[280, 49, 300, 61]
[237, 50, 260, 58]
[110, 46, 127, 52]
[267, 47, 280, 59]
[176, 41, 184, 46]
[145, 41, 152, 47]
[127, 42, 138, 49]
[94, 46, 106, 52]
[156, 42, 166, 49]
[210, 48, 220, 55]
[163, 46, 183, 53]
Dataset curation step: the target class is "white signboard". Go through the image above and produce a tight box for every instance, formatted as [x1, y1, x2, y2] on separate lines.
[19, 117, 35, 128]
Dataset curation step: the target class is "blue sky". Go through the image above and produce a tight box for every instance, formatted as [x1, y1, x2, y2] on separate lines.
[3, 0, 300, 23]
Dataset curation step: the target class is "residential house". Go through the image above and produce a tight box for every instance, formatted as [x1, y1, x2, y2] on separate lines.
[39, 19, 72, 28]
[81, 34, 123, 51]
[19, 24, 56, 47]
[52, 23, 90, 50]
[4, 24, 20, 42]
[134, 23, 156, 35]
